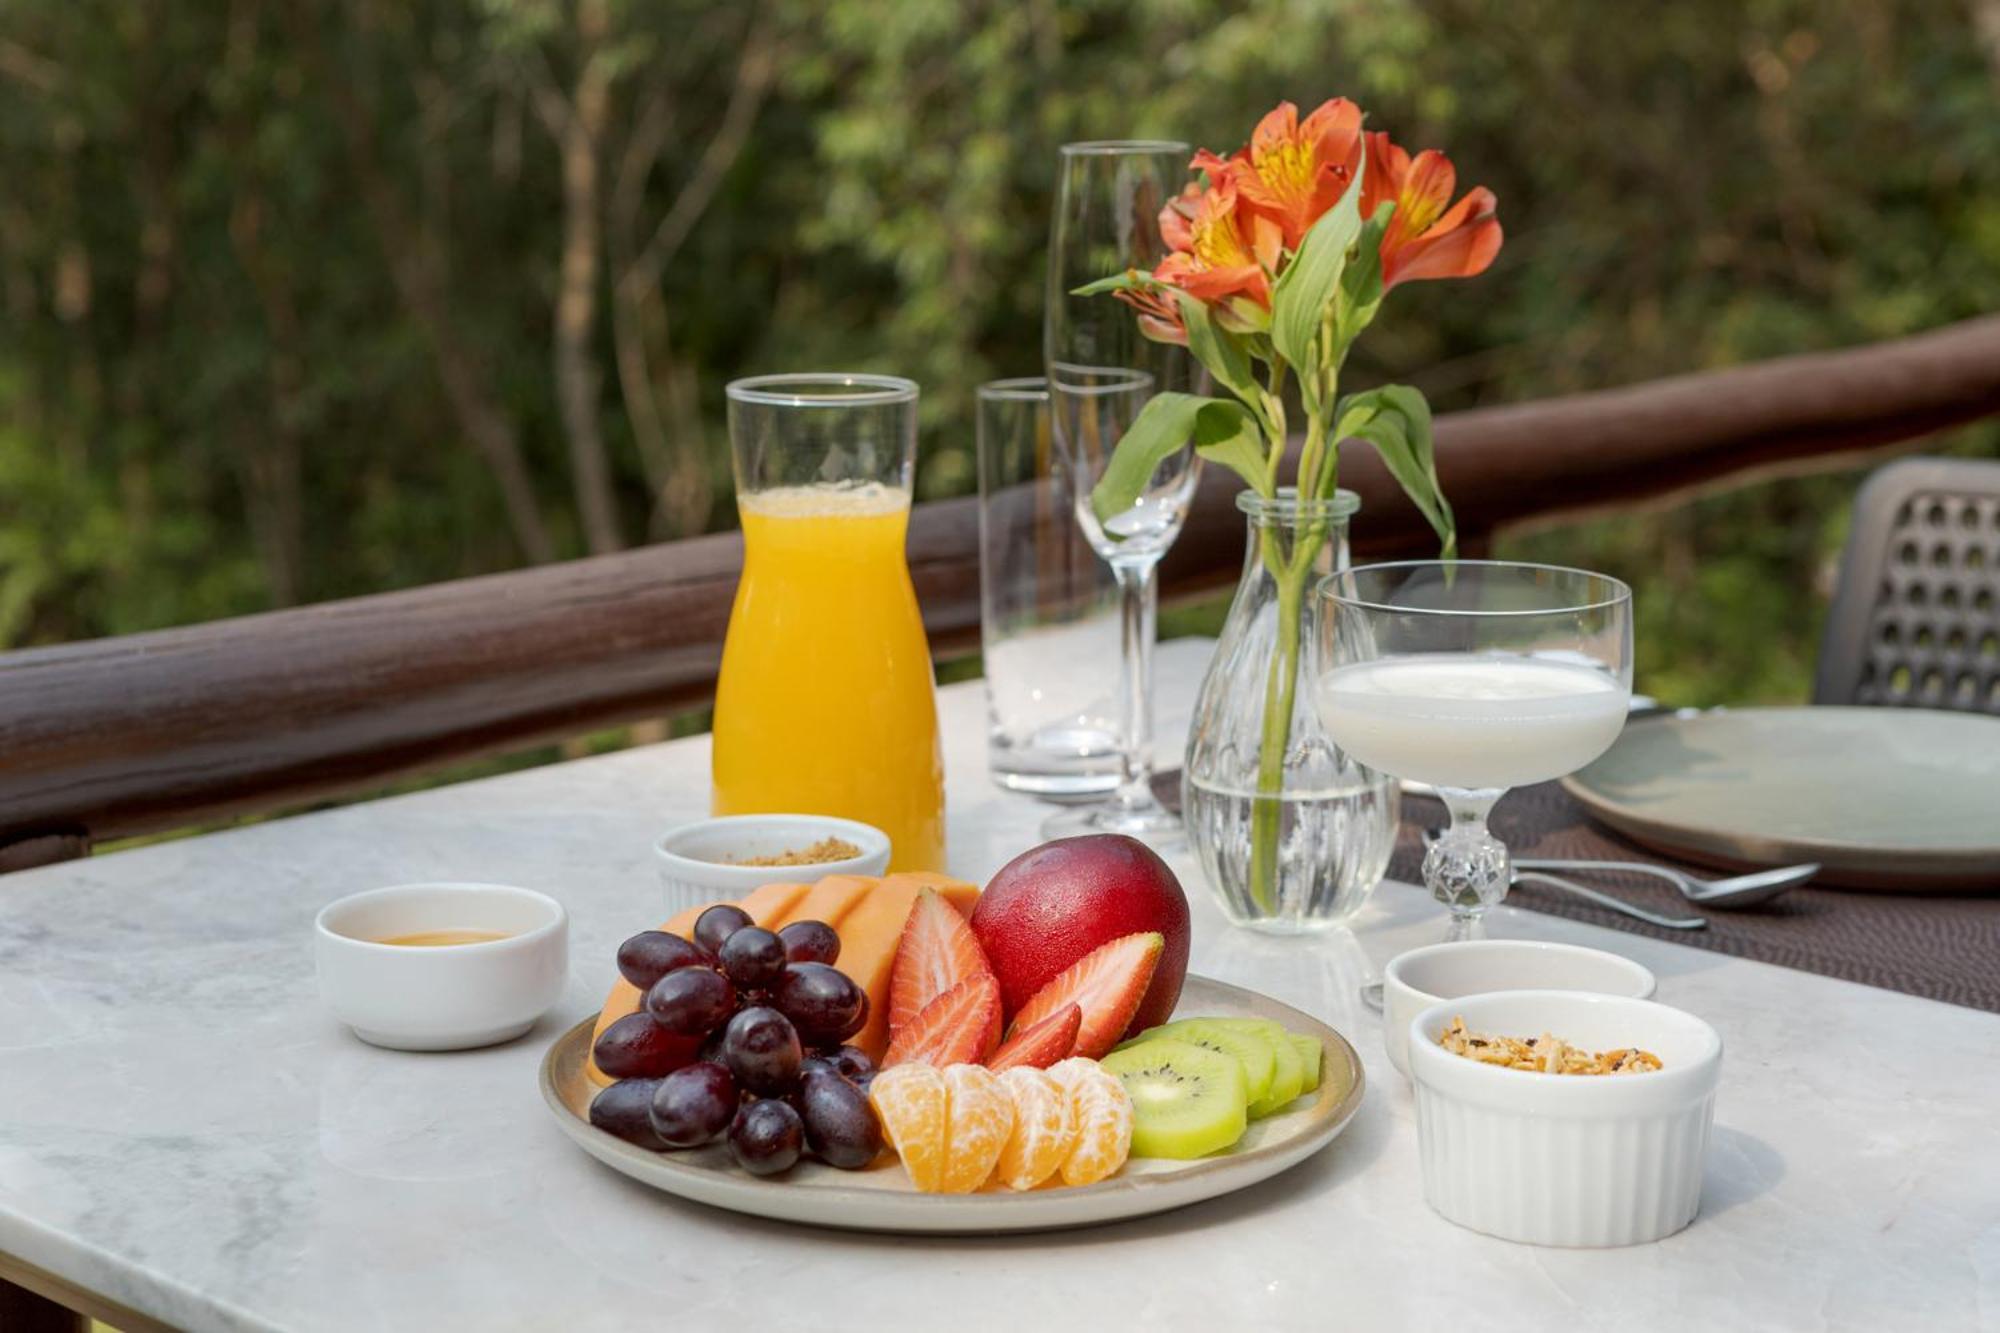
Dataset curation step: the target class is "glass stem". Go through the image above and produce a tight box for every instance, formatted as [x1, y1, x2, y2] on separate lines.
[1421, 786, 1512, 939]
[1110, 556, 1159, 805]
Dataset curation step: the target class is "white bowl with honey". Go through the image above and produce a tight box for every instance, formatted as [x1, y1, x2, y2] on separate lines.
[653, 814, 891, 915]
[315, 882, 568, 1051]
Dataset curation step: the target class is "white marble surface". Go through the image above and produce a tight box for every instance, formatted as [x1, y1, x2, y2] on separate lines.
[1, 638, 1996, 1332]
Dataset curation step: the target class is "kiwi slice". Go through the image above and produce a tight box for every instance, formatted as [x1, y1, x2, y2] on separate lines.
[1099, 1038, 1250, 1160]
[1291, 1034, 1323, 1094]
[1204, 1018, 1304, 1117]
[1126, 1018, 1277, 1104]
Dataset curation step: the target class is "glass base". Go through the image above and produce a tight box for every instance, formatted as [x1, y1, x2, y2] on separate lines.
[1040, 786, 1184, 847]
[989, 769, 1123, 801]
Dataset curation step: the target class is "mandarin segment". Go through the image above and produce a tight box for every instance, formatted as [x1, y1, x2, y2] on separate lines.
[993, 1067, 1076, 1191]
[1048, 1057, 1134, 1186]
[867, 1062, 949, 1192]
[938, 1064, 1013, 1193]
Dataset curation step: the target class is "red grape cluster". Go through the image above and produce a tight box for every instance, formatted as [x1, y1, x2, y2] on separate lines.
[588, 905, 880, 1176]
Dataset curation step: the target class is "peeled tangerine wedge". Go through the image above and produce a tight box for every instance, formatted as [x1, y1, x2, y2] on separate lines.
[938, 1065, 1013, 1194]
[1046, 1057, 1134, 1186]
[992, 1067, 1076, 1191]
[868, 1063, 950, 1192]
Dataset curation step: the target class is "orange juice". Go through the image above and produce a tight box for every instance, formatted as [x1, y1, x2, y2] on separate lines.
[711, 483, 945, 871]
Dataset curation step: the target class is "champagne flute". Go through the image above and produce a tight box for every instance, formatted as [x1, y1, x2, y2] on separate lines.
[1041, 139, 1200, 844]
[1313, 561, 1634, 1001]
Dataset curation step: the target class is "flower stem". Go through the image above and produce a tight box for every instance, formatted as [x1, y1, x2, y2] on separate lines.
[1244, 425, 1335, 915]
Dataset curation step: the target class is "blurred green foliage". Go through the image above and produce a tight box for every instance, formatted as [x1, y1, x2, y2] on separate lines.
[3, 0, 1997, 730]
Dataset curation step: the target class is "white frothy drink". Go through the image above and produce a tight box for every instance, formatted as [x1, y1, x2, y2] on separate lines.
[1314, 653, 1629, 791]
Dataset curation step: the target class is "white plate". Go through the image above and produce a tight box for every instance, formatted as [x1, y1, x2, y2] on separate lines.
[1563, 706, 2000, 891]
[541, 974, 1365, 1234]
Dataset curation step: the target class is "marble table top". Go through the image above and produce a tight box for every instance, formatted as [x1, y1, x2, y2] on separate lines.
[1, 638, 1994, 1332]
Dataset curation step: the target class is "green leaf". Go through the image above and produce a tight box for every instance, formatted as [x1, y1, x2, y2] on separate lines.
[1189, 398, 1268, 490]
[1335, 384, 1458, 558]
[1177, 291, 1260, 408]
[1336, 201, 1395, 338]
[1269, 165, 1366, 370]
[1089, 392, 1262, 523]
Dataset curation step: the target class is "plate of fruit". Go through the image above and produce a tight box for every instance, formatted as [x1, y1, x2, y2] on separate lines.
[541, 836, 1365, 1233]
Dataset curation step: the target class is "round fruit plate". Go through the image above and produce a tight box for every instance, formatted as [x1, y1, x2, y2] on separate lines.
[541, 974, 1364, 1234]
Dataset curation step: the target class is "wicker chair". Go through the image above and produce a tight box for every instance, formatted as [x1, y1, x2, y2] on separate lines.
[1814, 456, 2000, 714]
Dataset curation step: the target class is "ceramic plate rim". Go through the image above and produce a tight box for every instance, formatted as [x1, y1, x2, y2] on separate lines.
[1562, 706, 2000, 889]
[540, 973, 1365, 1234]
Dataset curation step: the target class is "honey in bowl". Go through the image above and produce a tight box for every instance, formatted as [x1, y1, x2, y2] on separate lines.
[377, 929, 512, 947]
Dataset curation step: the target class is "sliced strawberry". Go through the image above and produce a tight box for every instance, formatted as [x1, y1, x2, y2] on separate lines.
[1007, 932, 1163, 1060]
[882, 975, 1002, 1068]
[888, 888, 995, 1044]
[985, 1003, 1081, 1073]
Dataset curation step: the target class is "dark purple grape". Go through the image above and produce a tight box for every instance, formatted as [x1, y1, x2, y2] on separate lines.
[826, 1044, 876, 1084]
[719, 926, 787, 989]
[697, 1027, 727, 1065]
[722, 1005, 803, 1096]
[644, 967, 736, 1036]
[616, 930, 715, 990]
[771, 962, 868, 1045]
[593, 1011, 701, 1079]
[778, 919, 841, 965]
[728, 1098, 804, 1176]
[795, 1055, 838, 1088]
[590, 1078, 668, 1149]
[798, 1068, 882, 1169]
[693, 903, 754, 954]
[648, 1061, 738, 1148]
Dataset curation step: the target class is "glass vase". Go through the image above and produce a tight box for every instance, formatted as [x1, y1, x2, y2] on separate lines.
[1183, 488, 1399, 932]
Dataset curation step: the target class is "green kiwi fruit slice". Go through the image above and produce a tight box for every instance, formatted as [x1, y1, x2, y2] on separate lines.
[1204, 1018, 1304, 1117]
[1291, 1034, 1323, 1094]
[1123, 1018, 1278, 1104]
[1099, 1038, 1250, 1159]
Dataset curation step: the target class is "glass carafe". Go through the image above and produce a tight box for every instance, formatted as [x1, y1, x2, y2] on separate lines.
[712, 374, 945, 871]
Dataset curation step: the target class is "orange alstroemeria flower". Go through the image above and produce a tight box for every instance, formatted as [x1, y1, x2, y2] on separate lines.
[1113, 275, 1188, 346]
[1195, 98, 1363, 262]
[1151, 177, 1271, 333]
[1358, 131, 1502, 290]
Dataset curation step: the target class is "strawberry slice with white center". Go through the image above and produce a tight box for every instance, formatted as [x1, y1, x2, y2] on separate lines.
[1007, 932, 1163, 1060]
[888, 888, 998, 1050]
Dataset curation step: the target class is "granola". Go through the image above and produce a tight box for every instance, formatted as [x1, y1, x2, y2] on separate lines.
[1436, 1015, 1663, 1075]
[727, 836, 863, 867]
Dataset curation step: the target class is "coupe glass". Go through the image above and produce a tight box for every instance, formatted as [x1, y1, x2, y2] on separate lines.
[1314, 561, 1634, 946]
[1041, 139, 1200, 843]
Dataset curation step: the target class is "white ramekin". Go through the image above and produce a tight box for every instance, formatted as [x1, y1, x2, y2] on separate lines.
[1409, 990, 1722, 1247]
[315, 883, 568, 1051]
[1383, 939, 1656, 1078]
[654, 814, 891, 916]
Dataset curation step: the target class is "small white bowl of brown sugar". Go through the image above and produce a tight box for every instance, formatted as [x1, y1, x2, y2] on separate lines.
[1408, 990, 1723, 1248]
[653, 814, 892, 913]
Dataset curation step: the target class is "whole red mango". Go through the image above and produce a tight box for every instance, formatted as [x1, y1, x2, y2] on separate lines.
[971, 835, 1190, 1037]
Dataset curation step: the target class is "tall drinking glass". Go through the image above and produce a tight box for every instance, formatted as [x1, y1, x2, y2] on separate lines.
[713, 374, 945, 871]
[1043, 139, 1200, 843]
[1315, 561, 1633, 944]
[977, 377, 1122, 797]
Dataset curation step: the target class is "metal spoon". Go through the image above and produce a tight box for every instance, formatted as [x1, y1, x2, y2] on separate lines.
[1512, 858, 1818, 908]
[1510, 870, 1709, 930]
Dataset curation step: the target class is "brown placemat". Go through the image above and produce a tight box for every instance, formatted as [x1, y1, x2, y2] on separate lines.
[1155, 773, 2000, 1013]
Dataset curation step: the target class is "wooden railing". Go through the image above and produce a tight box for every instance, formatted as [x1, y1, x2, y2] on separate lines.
[4, 313, 1999, 872]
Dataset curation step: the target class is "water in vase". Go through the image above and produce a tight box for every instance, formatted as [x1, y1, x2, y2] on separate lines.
[1183, 772, 1398, 931]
